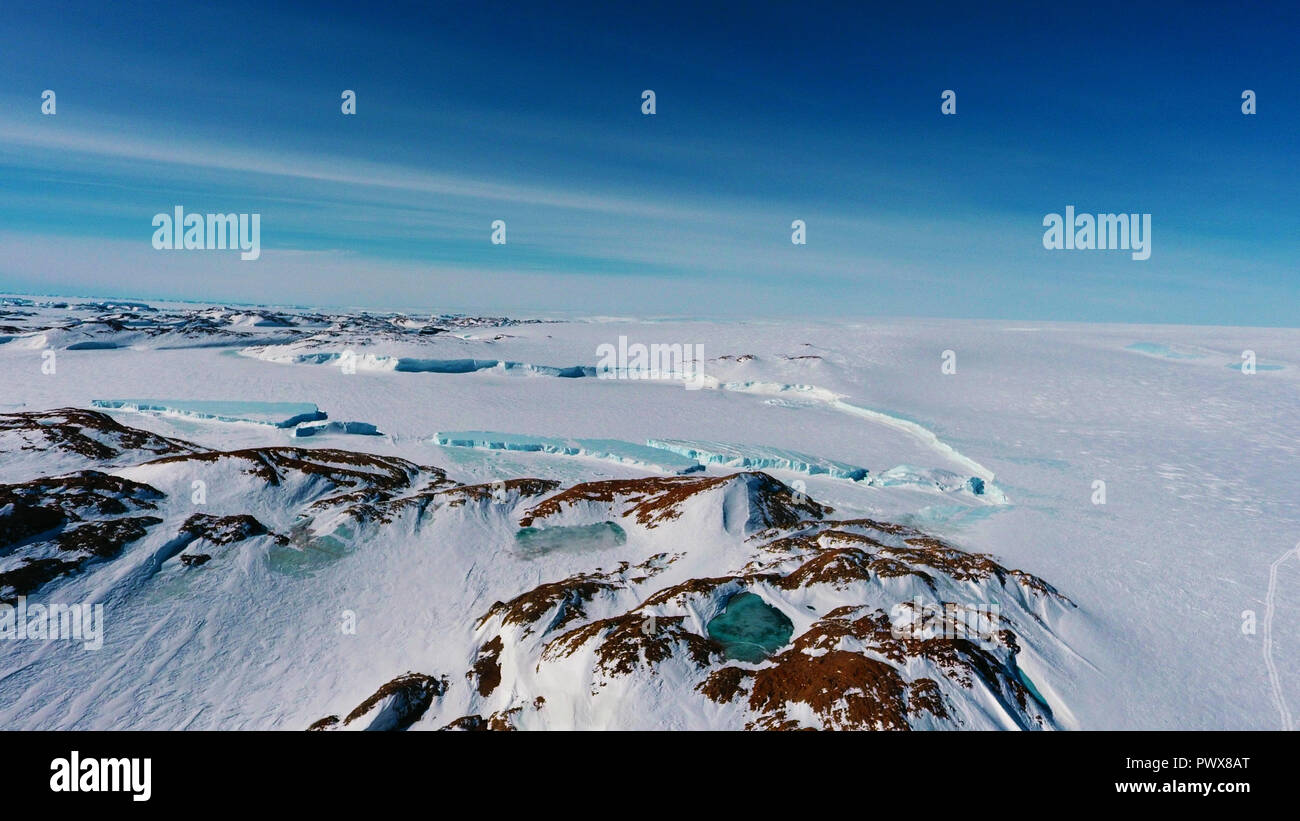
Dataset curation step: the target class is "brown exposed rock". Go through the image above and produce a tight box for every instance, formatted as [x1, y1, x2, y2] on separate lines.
[695, 604, 1036, 730]
[906, 677, 949, 719]
[470, 635, 504, 697]
[55, 516, 162, 557]
[0, 470, 168, 602]
[340, 672, 448, 731]
[754, 521, 1061, 604]
[0, 471, 163, 549]
[519, 472, 825, 530]
[774, 548, 876, 590]
[179, 513, 271, 545]
[307, 715, 339, 731]
[476, 572, 623, 636]
[0, 407, 203, 464]
[376, 476, 550, 524]
[520, 474, 728, 528]
[439, 707, 521, 731]
[741, 472, 832, 529]
[1010, 568, 1070, 602]
[146, 448, 447, 529]
[487, 707, 521, 730]
[440, 714, 488, 731]
[432, 478, 560, 508]
[696, 665, 749, 704]
[147, 447, 424, 495]
[748, 650, 910, 730]
[639, 575, 749, 608]
[542, 612, 717, 678]
[0, 558, 83, 604]
[826, 517, 913, 535]
[870, 556, 932, 581]
[633, 552, 681, 578]
[1, 516, 161, 603]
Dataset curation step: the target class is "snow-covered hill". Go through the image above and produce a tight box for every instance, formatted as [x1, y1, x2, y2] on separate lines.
[0, 410, 1069, 729]
[2, 297, 1297, 730]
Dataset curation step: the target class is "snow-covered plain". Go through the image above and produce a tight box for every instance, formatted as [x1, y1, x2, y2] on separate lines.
[1, 296, 1297, 730]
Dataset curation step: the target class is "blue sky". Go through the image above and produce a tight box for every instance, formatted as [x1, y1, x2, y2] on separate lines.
[0, 0, 1296, 324]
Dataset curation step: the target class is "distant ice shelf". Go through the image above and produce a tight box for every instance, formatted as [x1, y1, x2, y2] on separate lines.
[292, 420, 381, 437]
[242, 345, 997, 485]
[433, 431, 1007, 503]
[245, 348, 594, 378]
[434, 432, 870, 482]
[645, 438, 868, 480]
[431, 431, 702, 474]
[91, 399, 326, 428]
[395, 358, 594, 378]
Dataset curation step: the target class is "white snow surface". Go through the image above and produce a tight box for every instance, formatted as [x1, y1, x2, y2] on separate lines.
[1, 297, 1298, 730]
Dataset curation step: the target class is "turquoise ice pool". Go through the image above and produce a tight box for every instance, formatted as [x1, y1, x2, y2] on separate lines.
[706, 592, 794, 662]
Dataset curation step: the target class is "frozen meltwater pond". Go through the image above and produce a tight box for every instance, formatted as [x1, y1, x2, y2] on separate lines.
[1125, 341, 1204, 360]
[1125, 342, 1286, 371]
[513, 521, 628, 559]
[706, 592, 795, 662]
[1225, 363, 1284, 371]
[92, 399, 326, 428]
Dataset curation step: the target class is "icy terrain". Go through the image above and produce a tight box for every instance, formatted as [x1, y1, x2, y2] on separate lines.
[432, 431, 702, 473]
[1, 296, 1298, 730]
[644, 438, 869, 480]
[91, 399, 326, 428]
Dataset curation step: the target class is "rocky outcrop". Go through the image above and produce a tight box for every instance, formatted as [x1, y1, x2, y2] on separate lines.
[0, 471, 166, 603]
[312, 673, 449, 732]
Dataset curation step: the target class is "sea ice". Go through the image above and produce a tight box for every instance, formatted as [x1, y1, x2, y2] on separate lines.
[431, 431, 701, 473]
[645, 438, 869, 481]
[292, 420, 381, 437]
[91, 399, 326, 428]
[867, 464, 1008, 504]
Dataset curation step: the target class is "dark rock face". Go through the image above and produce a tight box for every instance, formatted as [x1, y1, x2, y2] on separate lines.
[326, 673, 449, 731]
[179, 513, 270, 545]
[0, 471, 167, 604]
[470, 636, 504, 697]
[0, 471, 163, 543]
[0, 407, 204, 469]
